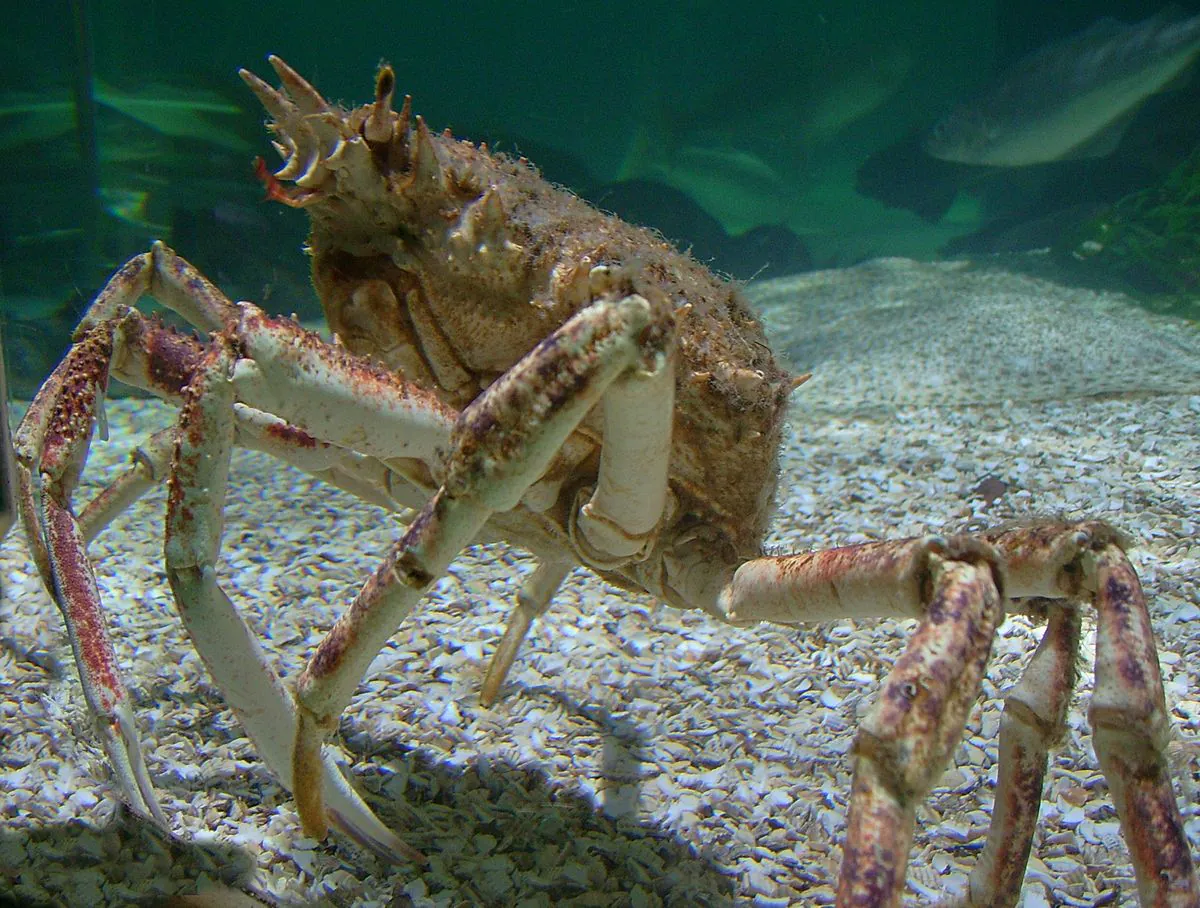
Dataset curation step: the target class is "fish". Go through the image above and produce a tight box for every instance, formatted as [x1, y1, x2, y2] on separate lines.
[618, 130, 797, 236]
[618, 33, 911, 235]
[0, 82, 251, 153]
[924, 7, 1200, 166]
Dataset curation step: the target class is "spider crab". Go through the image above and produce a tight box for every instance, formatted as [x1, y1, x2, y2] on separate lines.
[14, 57, 1196, 905]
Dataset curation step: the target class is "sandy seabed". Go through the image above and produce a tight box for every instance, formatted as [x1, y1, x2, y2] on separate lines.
[2, 261, 1199, 906]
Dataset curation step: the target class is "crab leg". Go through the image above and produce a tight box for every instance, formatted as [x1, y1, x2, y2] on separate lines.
[482, 303, 676, 704]
[13, 324, 167, 827]
[572, 319, 675, 564]
[162, 337, 423, 861]
[965, 601, 1079, 906]
[77, 428, 175, 542]
[13, 243, 468, 857]
[716, 538, 1005, 904]
[290, 290, 674, 840]
[479, 559, 572, 707]
[718, 523, 1197, 905]
[984, 523, 1197, 906]
[12, 313, 414, 848]
[839, 550, 1003, 907]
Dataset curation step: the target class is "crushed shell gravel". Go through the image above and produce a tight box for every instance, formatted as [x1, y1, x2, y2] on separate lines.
[2, 274, 1198, 906]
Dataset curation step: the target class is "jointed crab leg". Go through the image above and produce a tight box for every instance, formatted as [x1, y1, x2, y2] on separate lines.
[289, 290, 674, 839]
[966, 601, 1079, 905]
[481, 295, 677, 704]
[716, 523, 1196, 905]
[479, 559, 572, 707]
[163, 338, 422, 860]
[718, 537, 1004, 905]
[14, 323, 167, 827]
[1088, 542, 1196, 905]
[984, 523, 1196, 906]
[76, 428, 175, 543]
[839, 550, 1003, 907]
[13, 243, 463, 856]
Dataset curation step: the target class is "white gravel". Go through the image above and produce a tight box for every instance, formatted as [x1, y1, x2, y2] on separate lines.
[1, 262, 1198, 907]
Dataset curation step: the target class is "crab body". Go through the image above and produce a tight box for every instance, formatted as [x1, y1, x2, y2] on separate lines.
[291, 88, 792, 571]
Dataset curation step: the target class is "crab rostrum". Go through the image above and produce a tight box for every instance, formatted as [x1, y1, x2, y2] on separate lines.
[14, 56, 1196, 906]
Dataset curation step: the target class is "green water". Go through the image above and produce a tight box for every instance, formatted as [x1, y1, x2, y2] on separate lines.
[1, 0, 1197, 392]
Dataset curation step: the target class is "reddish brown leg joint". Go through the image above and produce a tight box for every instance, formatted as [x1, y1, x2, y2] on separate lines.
[1089, 543, 1197, 907]
[837, 547, 1004, 907]
[969, 601, 1081, 906]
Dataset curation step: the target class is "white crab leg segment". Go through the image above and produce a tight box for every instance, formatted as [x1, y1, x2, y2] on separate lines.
[290, 291, 671, 840]
[479, 559, 572, 707]
[231, 404, 428, 513]
[717, 537, 933, 624]
[573, 341, 675, 563]
[163, 338, 422, 862]
[230, 307, 454, 462]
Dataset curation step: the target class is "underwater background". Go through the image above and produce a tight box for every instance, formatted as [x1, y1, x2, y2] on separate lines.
[2, 0, 1200, 394]
[3, 4, 1200, 907]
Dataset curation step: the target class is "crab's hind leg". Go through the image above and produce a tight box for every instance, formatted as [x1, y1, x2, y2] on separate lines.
[964, 599, 1080, 905]
[718, 523, 1197, 905]
[982, 523, 1198, 906]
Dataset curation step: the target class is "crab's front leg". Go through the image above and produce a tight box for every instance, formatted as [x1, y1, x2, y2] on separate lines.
[162, 335, 430, 860]
[13, 313, 170, 828]
[14, 243, 453, 858]
[480, 283, 677, 705]
[288, 287, 677, 840]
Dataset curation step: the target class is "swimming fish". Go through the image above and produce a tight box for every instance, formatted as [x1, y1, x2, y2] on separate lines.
[619, 33, 910, 234]
[924, 8, 1200, 166]
[0, 82, 250, 153]
[618, 132, 796, 236]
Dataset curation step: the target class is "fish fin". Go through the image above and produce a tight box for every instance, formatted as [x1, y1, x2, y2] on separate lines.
[95, 81, 251, 152]
[616, 90, 678, 182]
